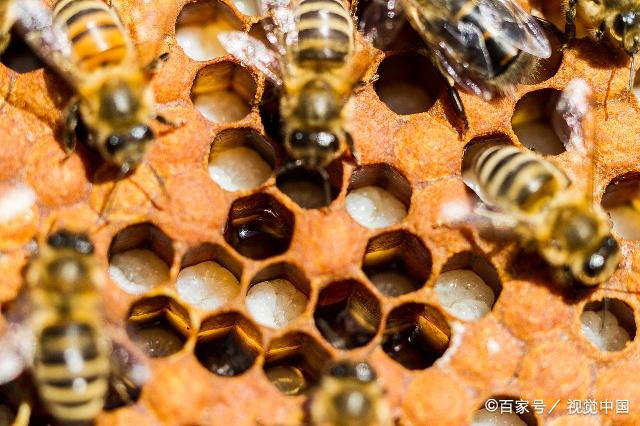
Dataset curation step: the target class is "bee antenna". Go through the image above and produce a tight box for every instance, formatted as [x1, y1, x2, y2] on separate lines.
[144, 161, 170, 203]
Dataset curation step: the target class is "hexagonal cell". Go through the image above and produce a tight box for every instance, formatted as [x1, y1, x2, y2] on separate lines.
[245, 263, 310, 329]
[108, 223, 173, 294]
[580, 298, 636, 352]
[435, 252, 501, 321]
[208, 128, 276, 192]
[0, 33, 44, 73]
[263, 332, 332, 396]
[374, 53, 440, 115]
[224, 193, 294, 260]
[195, 312, 262, 377]
[313, 280, 381, 350]
[382, 303, 450, 370]
[345, 163, 411, 229]
[191, 61, 257, 124]
[176, 243, 243, 311]
[511, 89, 565, 155]
[601, 172, 640, 240]
[175, 0, 243, 61]
[276, 160, 343, 209]
[471, 397, 537, 425]
[519, 25, 563, 86]
[126, 295, 192, 358]
[362, 231, 432, 297]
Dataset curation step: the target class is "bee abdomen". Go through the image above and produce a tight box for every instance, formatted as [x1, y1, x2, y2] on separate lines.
[295, 0, 353, 68]
[472, 145, 566, 212]
[54, 0, 129, 72]
[35, 321, 110, 423]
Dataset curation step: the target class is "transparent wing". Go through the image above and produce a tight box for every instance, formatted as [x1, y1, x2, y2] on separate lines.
[358, 0, 407, 50]
[0, 323, 34, 385]
[552, 78, 592, 158]
[433, 49, 495, 100]
[13, 0, 81, 84]
[218, 31, 284, 86]
[476, 0, 551, 58]
[260, 0, 297, 54]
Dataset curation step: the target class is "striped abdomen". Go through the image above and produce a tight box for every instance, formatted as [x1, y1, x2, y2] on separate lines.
[471, 145, 570, 213]
[34, 321, 110, 424]
[53, 0, 129, 72]
[294, 0, 354, 68]
[451, 0, 521, 78]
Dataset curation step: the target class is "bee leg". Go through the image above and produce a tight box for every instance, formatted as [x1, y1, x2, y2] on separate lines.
[63, 99, 80, 157]
[317, 166, 333, 206]
[145, 52, 170, 75]
[152, 113, 181, 129]
[563, 0, 577, 47]
[12, 400, 31, 426]
[533, 16, 567, 43]
[429, 55, 469, 134]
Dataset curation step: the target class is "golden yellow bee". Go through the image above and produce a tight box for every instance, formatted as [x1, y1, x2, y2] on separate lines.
[565, 0, 640, 89]
[461, 79, 621, 285]
[0, 230, 148, 425]
[18, 0, 169, 175]
[359, 0, 551, 128]
[311, 360, 392, 426]
[218, 0, 373, 200]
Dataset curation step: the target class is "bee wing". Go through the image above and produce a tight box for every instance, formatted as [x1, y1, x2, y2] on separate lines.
[13, 0, 81, 85]
[552, 78, 592, 159]
[0, 322, 35, 385]
[358, 0, 407, 49]
[218, 31, 284, 87]
[260, 0, 297, 53]
[476, 0, 551, 59]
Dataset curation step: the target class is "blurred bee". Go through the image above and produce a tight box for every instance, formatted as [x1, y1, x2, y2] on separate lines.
[16, 0, 170, 175]
[311, 360, 391, 426]
[564, 0, 640, 91]
[218, 0, 374, 201]
[461, 79, 621, 285]
[0, 0, 12, 52]
[358, 0, 552, 129]
[0, 230, 148, 425]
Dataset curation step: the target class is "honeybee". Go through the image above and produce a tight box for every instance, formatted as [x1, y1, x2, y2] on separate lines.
[358, 0, 552, 128]
[311, 360, 391, 426]
[0, 0, 12, 52]
[0, 230, 148, 425]
[460, 79, 621, 285]
[16, 0, 169, 175]
[218, 0, 374, 201]
[564, 0, 640, 91]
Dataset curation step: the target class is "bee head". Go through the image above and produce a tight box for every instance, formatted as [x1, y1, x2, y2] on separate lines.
[611, 11, 640, 55]
[573, 235, 621, 286]
[39, 230, 96, 293]
[105, 124, 155, 174]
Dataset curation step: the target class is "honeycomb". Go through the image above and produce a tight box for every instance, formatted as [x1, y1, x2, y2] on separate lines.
[1, 0, 640, 424]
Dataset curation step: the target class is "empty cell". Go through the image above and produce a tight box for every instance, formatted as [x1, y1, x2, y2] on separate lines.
[601, 173, 640, 240]
[191, 62, 257, 124]
[176, 261, 240, 311]
[314, 280, 381, 349]
[246, 279, 307, 329]
[109, 249, 170, 294]
[435, 270, 496, 321]
[362, 231, 431, 297]
[176, 1, 243, 61]
[0, 34, 44, 73]
[263, 332, 331, 395]
[581, 299, 635, 352]
[382, 303, 450, 370]
[276, 161, 343, 209]
[374, 53, 439, 115]
[127, 296, 192, 358]
[511, 89, 565, 155]
[471, 408, 527, 426]
[346, 186, 407, 228]
[195, 313, 262, 377]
